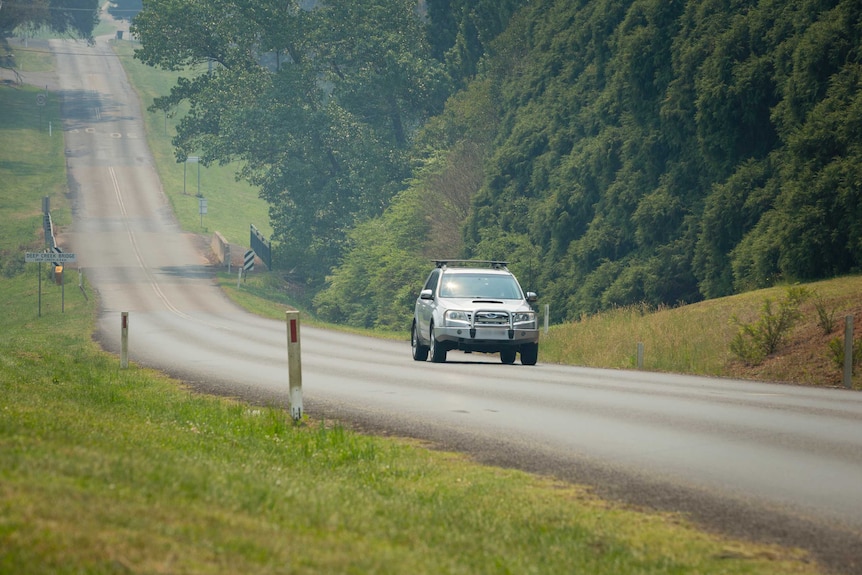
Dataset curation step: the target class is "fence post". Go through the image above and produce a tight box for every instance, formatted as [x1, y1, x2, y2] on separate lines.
[637, 342, 644, 370]
[844, 315, 854, 389]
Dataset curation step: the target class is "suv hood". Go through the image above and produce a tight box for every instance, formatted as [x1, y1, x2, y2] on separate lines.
[437, 298, 534, 313]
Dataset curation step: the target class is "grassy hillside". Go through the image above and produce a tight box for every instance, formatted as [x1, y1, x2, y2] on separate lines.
[0, 81, 65, 277]
[541, 276, 862, 389]
[0, 62, 825, 573]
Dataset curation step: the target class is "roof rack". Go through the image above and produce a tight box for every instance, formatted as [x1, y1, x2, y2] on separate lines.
[433, 259, 509, 270]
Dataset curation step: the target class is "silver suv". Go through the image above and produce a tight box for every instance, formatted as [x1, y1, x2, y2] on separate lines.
[411, 260, 539, 365]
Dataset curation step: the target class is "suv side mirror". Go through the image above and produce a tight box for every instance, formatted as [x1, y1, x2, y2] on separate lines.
[525, 291, 538, 303]
[420, 289, 434, 300]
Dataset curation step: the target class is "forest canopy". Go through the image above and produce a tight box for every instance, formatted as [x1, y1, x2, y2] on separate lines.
[130, 0, 862, 330]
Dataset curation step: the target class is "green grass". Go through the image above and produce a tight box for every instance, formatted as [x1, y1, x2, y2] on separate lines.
[0, 279, 821, 574]
[0, 84, 65, 278]
[2, 45, 54, 73]
[0, 44, 832, 574]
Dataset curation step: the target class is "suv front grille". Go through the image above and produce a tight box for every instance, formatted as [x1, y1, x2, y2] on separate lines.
[474, 311, 509, 325]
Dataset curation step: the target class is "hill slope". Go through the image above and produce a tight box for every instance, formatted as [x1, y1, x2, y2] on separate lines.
[317, 0, 862, 330]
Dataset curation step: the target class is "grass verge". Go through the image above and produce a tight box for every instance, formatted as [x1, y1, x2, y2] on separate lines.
[0, 275, 821, 574]
[0, 82, 65, 278]
[539, 277, 862, 388]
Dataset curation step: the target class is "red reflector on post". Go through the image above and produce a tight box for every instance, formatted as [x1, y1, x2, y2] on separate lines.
[290, 319, 298, 343]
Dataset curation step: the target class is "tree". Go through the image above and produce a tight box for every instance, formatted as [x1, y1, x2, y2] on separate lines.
[0, 0, 98, 38]
[131, 0, 447, 287]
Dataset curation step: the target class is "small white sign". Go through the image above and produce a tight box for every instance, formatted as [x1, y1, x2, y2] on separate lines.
[25, 252, 77, 263]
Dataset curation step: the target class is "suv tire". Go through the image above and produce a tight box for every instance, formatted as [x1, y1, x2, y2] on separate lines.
[411, 321, 429, 361]
[500, 350, 516, 364]
[429, 324, 447, 363]
[520, 343, 538, 366]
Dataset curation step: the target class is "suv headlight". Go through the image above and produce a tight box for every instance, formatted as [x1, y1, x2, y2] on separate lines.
[511, 312, 537, 329]
[444, 310, 472, 327]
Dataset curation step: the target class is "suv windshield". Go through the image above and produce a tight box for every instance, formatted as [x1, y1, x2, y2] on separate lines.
[439, 273, 522, 299]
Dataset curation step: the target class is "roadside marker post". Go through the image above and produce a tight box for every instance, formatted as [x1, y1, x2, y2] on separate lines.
[286, 310, 303, 421]
[121, 312, 129, 369]
[238, 249, 255, 287]
[544, 304, 549, 335]
[243, 249, 255, 273]
[844, 315, 854, 389]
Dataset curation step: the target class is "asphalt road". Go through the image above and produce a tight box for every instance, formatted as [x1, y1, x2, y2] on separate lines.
[50, 37, 862, 574]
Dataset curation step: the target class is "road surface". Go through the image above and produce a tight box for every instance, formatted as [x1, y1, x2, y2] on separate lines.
[49, 37, 862, 574]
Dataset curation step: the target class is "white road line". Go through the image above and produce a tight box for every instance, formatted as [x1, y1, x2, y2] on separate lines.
[108, 166, 193, 322]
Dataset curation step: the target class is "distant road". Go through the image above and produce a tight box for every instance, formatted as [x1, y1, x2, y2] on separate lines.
[55, 37, 862, 574]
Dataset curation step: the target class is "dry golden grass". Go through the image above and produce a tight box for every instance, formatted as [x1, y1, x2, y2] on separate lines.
[541, 276, 862, 389]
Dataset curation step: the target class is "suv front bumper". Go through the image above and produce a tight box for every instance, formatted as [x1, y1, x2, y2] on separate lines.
[434, 325, 539, 353]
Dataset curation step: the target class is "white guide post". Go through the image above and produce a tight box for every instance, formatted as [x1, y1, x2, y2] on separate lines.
[286, 310, 303, 421]
[120, 312, 129, 369]
[844, 315, 854, 389]
[544, 304, 549, 335]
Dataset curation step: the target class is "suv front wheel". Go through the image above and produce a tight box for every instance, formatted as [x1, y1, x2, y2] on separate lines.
[429, 324, 448, 363]
[520, 343, 538, 366]
[411, 321, 429, 361]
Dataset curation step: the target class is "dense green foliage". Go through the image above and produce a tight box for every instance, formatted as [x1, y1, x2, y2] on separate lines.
[457, 0, 862, 323]
[130, 0, 862, 329]
[0, 0, 99, 38]
[323, 0, 862, 328]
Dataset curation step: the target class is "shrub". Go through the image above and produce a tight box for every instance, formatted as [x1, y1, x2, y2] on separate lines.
[827, 336, 862, 371]
[812, 291, 837, 334]
[730, 286, 810, 365]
